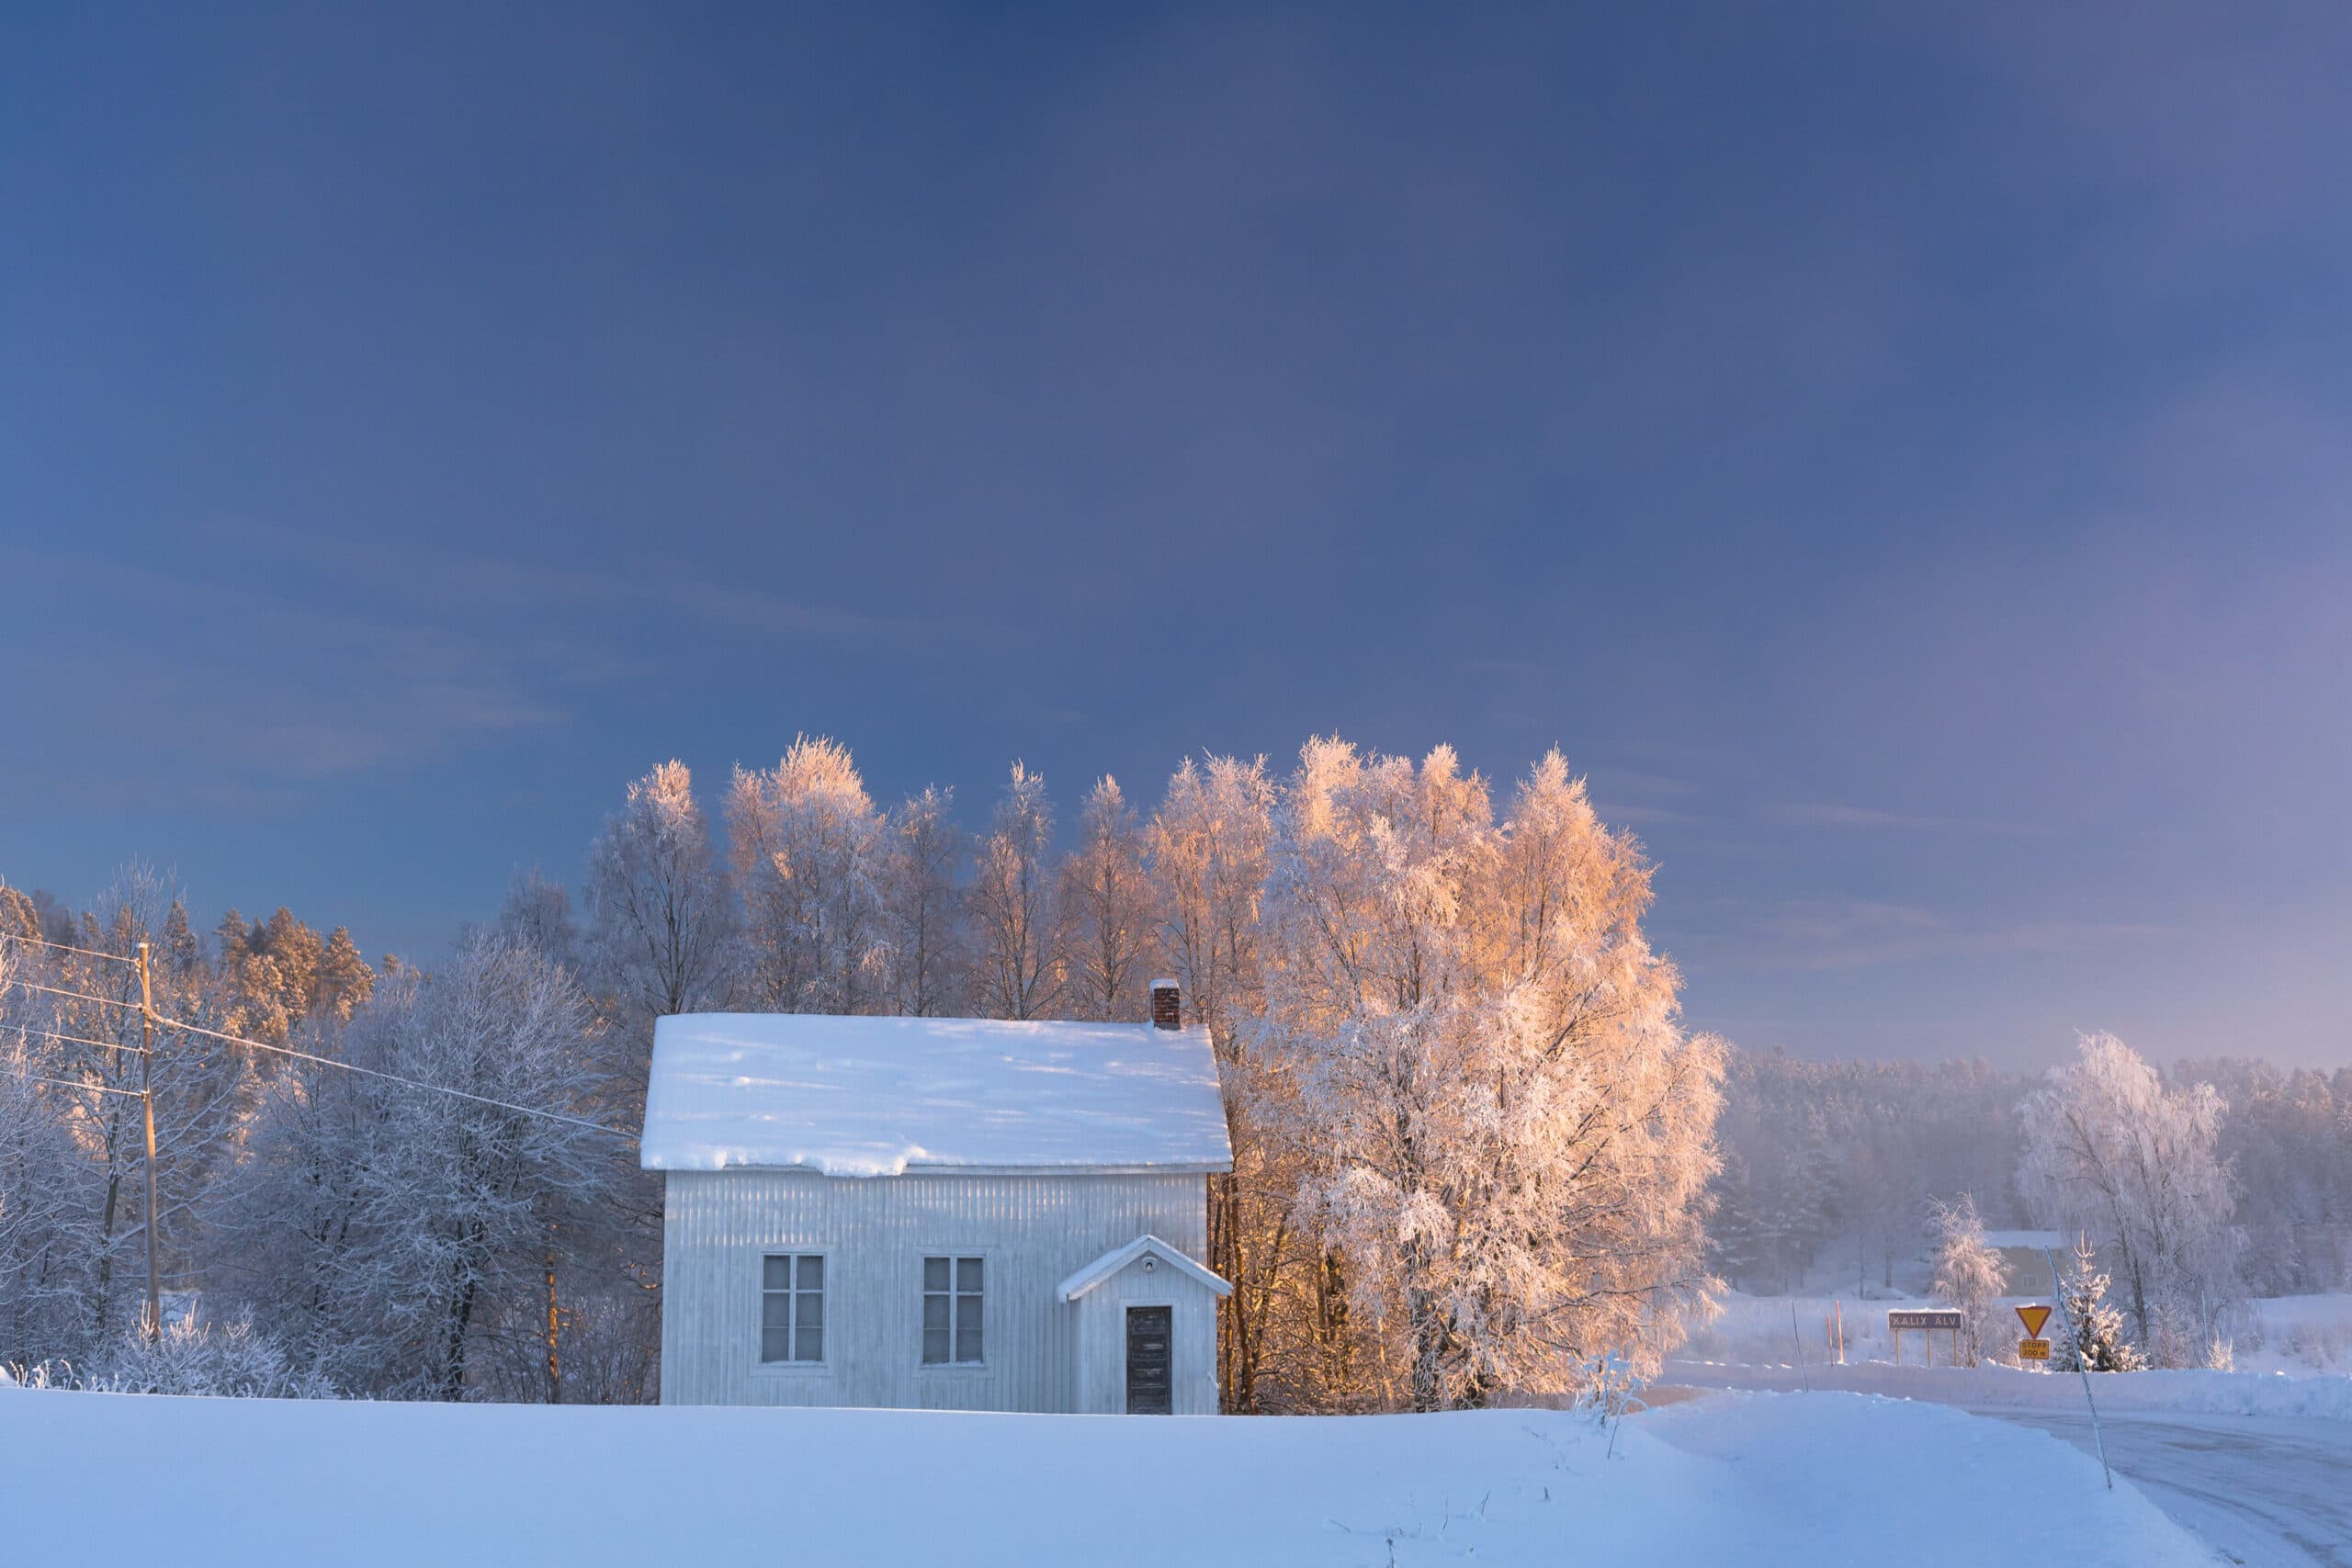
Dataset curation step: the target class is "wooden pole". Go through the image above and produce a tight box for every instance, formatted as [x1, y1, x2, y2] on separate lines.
[137, 940, 162, 1341]
[544, 1239, 562, 1404]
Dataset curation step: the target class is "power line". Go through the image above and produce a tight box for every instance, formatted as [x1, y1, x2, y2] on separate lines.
[156, 1012, 637, 1144]
[8, 957, 637, 1142]
[8, 1026, 144, 1058]
[0, 931, 143, 967]
[16, 1073, 147, 1100]
[6, 978, 144, 1012]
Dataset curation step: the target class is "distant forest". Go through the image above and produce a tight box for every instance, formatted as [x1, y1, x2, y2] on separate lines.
[1712, 1048, 2352, 1303]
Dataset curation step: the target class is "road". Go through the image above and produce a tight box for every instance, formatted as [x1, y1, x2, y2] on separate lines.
[1965, 1406, 2352, 1568]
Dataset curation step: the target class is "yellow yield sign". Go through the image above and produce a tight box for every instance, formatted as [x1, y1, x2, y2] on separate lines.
[2016, 1303, 2054, 1361]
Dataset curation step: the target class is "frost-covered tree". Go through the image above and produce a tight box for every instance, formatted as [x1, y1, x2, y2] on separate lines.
[2177, 1057, 2352, 1296]
[494, 869, 579, 971]
[2018, 1033, 2242, 1363]
[222, 937, 619, 1400]
[0, 866, 244, 1359]
[1928, 1193, 2006, 1365]
[968, 762, 1062, 1020]
[0, 932, 100, 1367]
[2052, 1235, 2143, 1372]
[729, 737, 890, 1015]
[1147, 755, 1273, 1056]
[314, 927, 376, 1021]
[878, 785, 967, 1017]
[1059, 777, 1155, 1021]
[584, 761, 736, 1026]
[1143, 754, 1284, 1408]
[1262, 742, 1722, 1410]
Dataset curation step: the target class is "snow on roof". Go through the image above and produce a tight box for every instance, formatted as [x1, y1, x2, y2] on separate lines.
[1058, 1235, 1233, 1301]
[640, 1013, 1233, 1177]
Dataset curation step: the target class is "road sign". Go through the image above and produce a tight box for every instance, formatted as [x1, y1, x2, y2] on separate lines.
[2018, 1338, 2052, 1360]
[1887, 1310, 1965, 1330]
[2015, 1303, 2052, 1338]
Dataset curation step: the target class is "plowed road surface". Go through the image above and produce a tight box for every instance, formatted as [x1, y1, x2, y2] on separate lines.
[1967, 1407, 2352, 1568]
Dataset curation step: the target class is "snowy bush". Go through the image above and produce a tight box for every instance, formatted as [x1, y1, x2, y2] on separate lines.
[23, 1313, 337, 1399]
[2283, 1319, 2343, 1370]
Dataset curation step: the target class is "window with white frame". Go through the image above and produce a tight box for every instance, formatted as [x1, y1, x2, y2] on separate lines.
[922, 1255, 982, 1364]
[761, 1254, 824, 1363]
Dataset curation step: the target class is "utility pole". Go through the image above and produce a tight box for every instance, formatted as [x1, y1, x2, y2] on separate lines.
[138, 940, 162, 1341]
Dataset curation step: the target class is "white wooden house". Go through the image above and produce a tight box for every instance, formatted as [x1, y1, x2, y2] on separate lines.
[641, 981, 1232, 1414]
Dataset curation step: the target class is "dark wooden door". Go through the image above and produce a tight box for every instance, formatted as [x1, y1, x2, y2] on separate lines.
[1125, 1305, 1172, 1415]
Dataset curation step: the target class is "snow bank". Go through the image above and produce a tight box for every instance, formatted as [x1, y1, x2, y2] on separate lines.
[640, 1012, 1232, 1175]
[0, 1387, 2205, 1566]
[1665, 1357, 2352, 1421]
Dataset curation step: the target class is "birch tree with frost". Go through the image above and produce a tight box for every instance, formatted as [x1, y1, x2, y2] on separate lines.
[1261, 741, 1722, 1410]
[968, 762, 1062, 1020]
[1059, 777, 1155, 1021]
[584, 761, 736, 1025]
[729, 737, 890, 1015]
[879, 785, 968, 1017]
[2017, 1032, 2243, 1364]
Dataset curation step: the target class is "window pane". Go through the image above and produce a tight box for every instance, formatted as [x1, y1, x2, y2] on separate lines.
[797, 1324, 823, 1362]
[957, 1257, 982, 1292]
[923, 1257, 949, 1292]
[955, 1292, 979, 1335]
[922, 1326, 950, 1364]
[762, 1293, 792, 1329]
[798, 1289, 823, 1327]
[797, 1255, 823, 1291]
[922, 1294, 949, 1330]
[956, 1325, 982, 1363]
[762, 1324, 791, 1362]
[763, 1257, 791, 1291]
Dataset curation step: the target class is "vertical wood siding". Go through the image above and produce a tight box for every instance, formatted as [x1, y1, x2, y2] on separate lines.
[660, 1170, 1211, 1411]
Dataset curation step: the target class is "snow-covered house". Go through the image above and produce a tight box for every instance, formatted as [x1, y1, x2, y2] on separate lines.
[641, 981, 1233, 1414]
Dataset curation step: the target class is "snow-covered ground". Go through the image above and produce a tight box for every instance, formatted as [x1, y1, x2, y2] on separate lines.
[1663, 1355, 2352, 1420]
[0, 1384, 2205, 1566]
[1677, 1288, 2352, 1563]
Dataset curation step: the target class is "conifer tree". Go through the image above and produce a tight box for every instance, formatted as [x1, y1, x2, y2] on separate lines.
[316, 926, 377, 1021]
[2054, 1235, 2144, 1372]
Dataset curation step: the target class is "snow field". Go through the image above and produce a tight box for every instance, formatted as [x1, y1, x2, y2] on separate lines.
[0, 1385, 2207, 1566]
[1689, 1288, 2352, 1381]
[1663, 1356, 2352, 1421]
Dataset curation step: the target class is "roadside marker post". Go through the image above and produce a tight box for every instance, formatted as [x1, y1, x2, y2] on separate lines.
[2044, 1248, 2112, 1491]
[1790, 1302, 1809, 1393]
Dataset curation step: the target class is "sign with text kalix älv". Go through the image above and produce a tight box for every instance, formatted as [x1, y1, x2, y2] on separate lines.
[2018, 1338, 2052, 1360]
[1887, 1310, 1966, 1331]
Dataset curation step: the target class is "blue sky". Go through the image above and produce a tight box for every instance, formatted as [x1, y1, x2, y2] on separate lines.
[4, 5, 2347, 1066]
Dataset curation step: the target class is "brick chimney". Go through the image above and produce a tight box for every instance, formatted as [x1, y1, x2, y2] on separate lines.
[1149, 978, 1181, 1031]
